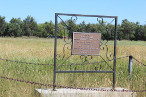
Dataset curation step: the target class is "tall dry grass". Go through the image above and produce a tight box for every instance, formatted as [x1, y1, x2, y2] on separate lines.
[0, 37, 145, 97]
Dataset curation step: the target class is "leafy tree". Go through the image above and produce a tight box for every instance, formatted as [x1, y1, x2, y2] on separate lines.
[44, 21, 55, 36]
[135, 25, 143, 40]
[57, 23, 67, 38]
[35, 23, 43, 37]
[36, 21, 55, 38]
[121, 19, 136, 40]
[22, 16, 37, 36]
[0, 16, 7, 36]
[79, 21, 86, 32]
[86, 23, 96, 32]
[1, 15, 146, 41]
[117, 24, 124, 40]
[144, 26, 146, 41]
[106, 24, 115, 40]
[66, 19, 77, 38]
[8, 18, 22, 37]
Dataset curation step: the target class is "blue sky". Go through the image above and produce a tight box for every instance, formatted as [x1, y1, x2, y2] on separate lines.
[0, 0, 146, 24]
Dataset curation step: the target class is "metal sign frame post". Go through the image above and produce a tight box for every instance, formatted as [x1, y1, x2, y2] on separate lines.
[53, 13, 117, 90]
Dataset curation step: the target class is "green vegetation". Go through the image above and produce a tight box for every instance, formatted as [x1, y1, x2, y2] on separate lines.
[0, 37, 145, 97]
[0, 16, 146, 40]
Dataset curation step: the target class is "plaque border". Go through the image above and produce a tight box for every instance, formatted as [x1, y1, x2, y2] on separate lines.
[72, 32, 101, 55]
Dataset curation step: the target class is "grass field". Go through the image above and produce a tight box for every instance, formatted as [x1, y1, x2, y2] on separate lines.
[0, 37, 145, 97]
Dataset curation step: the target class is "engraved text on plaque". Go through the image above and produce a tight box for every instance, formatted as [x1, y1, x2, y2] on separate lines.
[72, 32, 101, 55]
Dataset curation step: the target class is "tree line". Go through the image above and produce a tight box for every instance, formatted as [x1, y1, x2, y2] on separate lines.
[0, 16, 146, 41]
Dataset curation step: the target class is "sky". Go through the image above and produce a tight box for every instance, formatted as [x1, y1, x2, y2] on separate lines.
[0, 0, 146, 25]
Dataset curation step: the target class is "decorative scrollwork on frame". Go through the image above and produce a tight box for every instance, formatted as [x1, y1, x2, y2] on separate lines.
[63, 27, 72, 44]
[100, 40, 113, 61]
[56, 42, 71, 61]
[97, 17, 104, 25]
[79, 55, 93, 65]
[95, 63, 102, 71]
[71, 16, 78, 21]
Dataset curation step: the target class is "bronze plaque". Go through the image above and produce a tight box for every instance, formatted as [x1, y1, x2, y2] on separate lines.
[72, 32, 101, 55]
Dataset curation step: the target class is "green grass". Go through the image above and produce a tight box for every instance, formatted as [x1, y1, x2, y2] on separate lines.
[0, 37, 146, 97]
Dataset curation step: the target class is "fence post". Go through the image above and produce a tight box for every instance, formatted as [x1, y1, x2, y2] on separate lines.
[129, 56, 133, 79]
